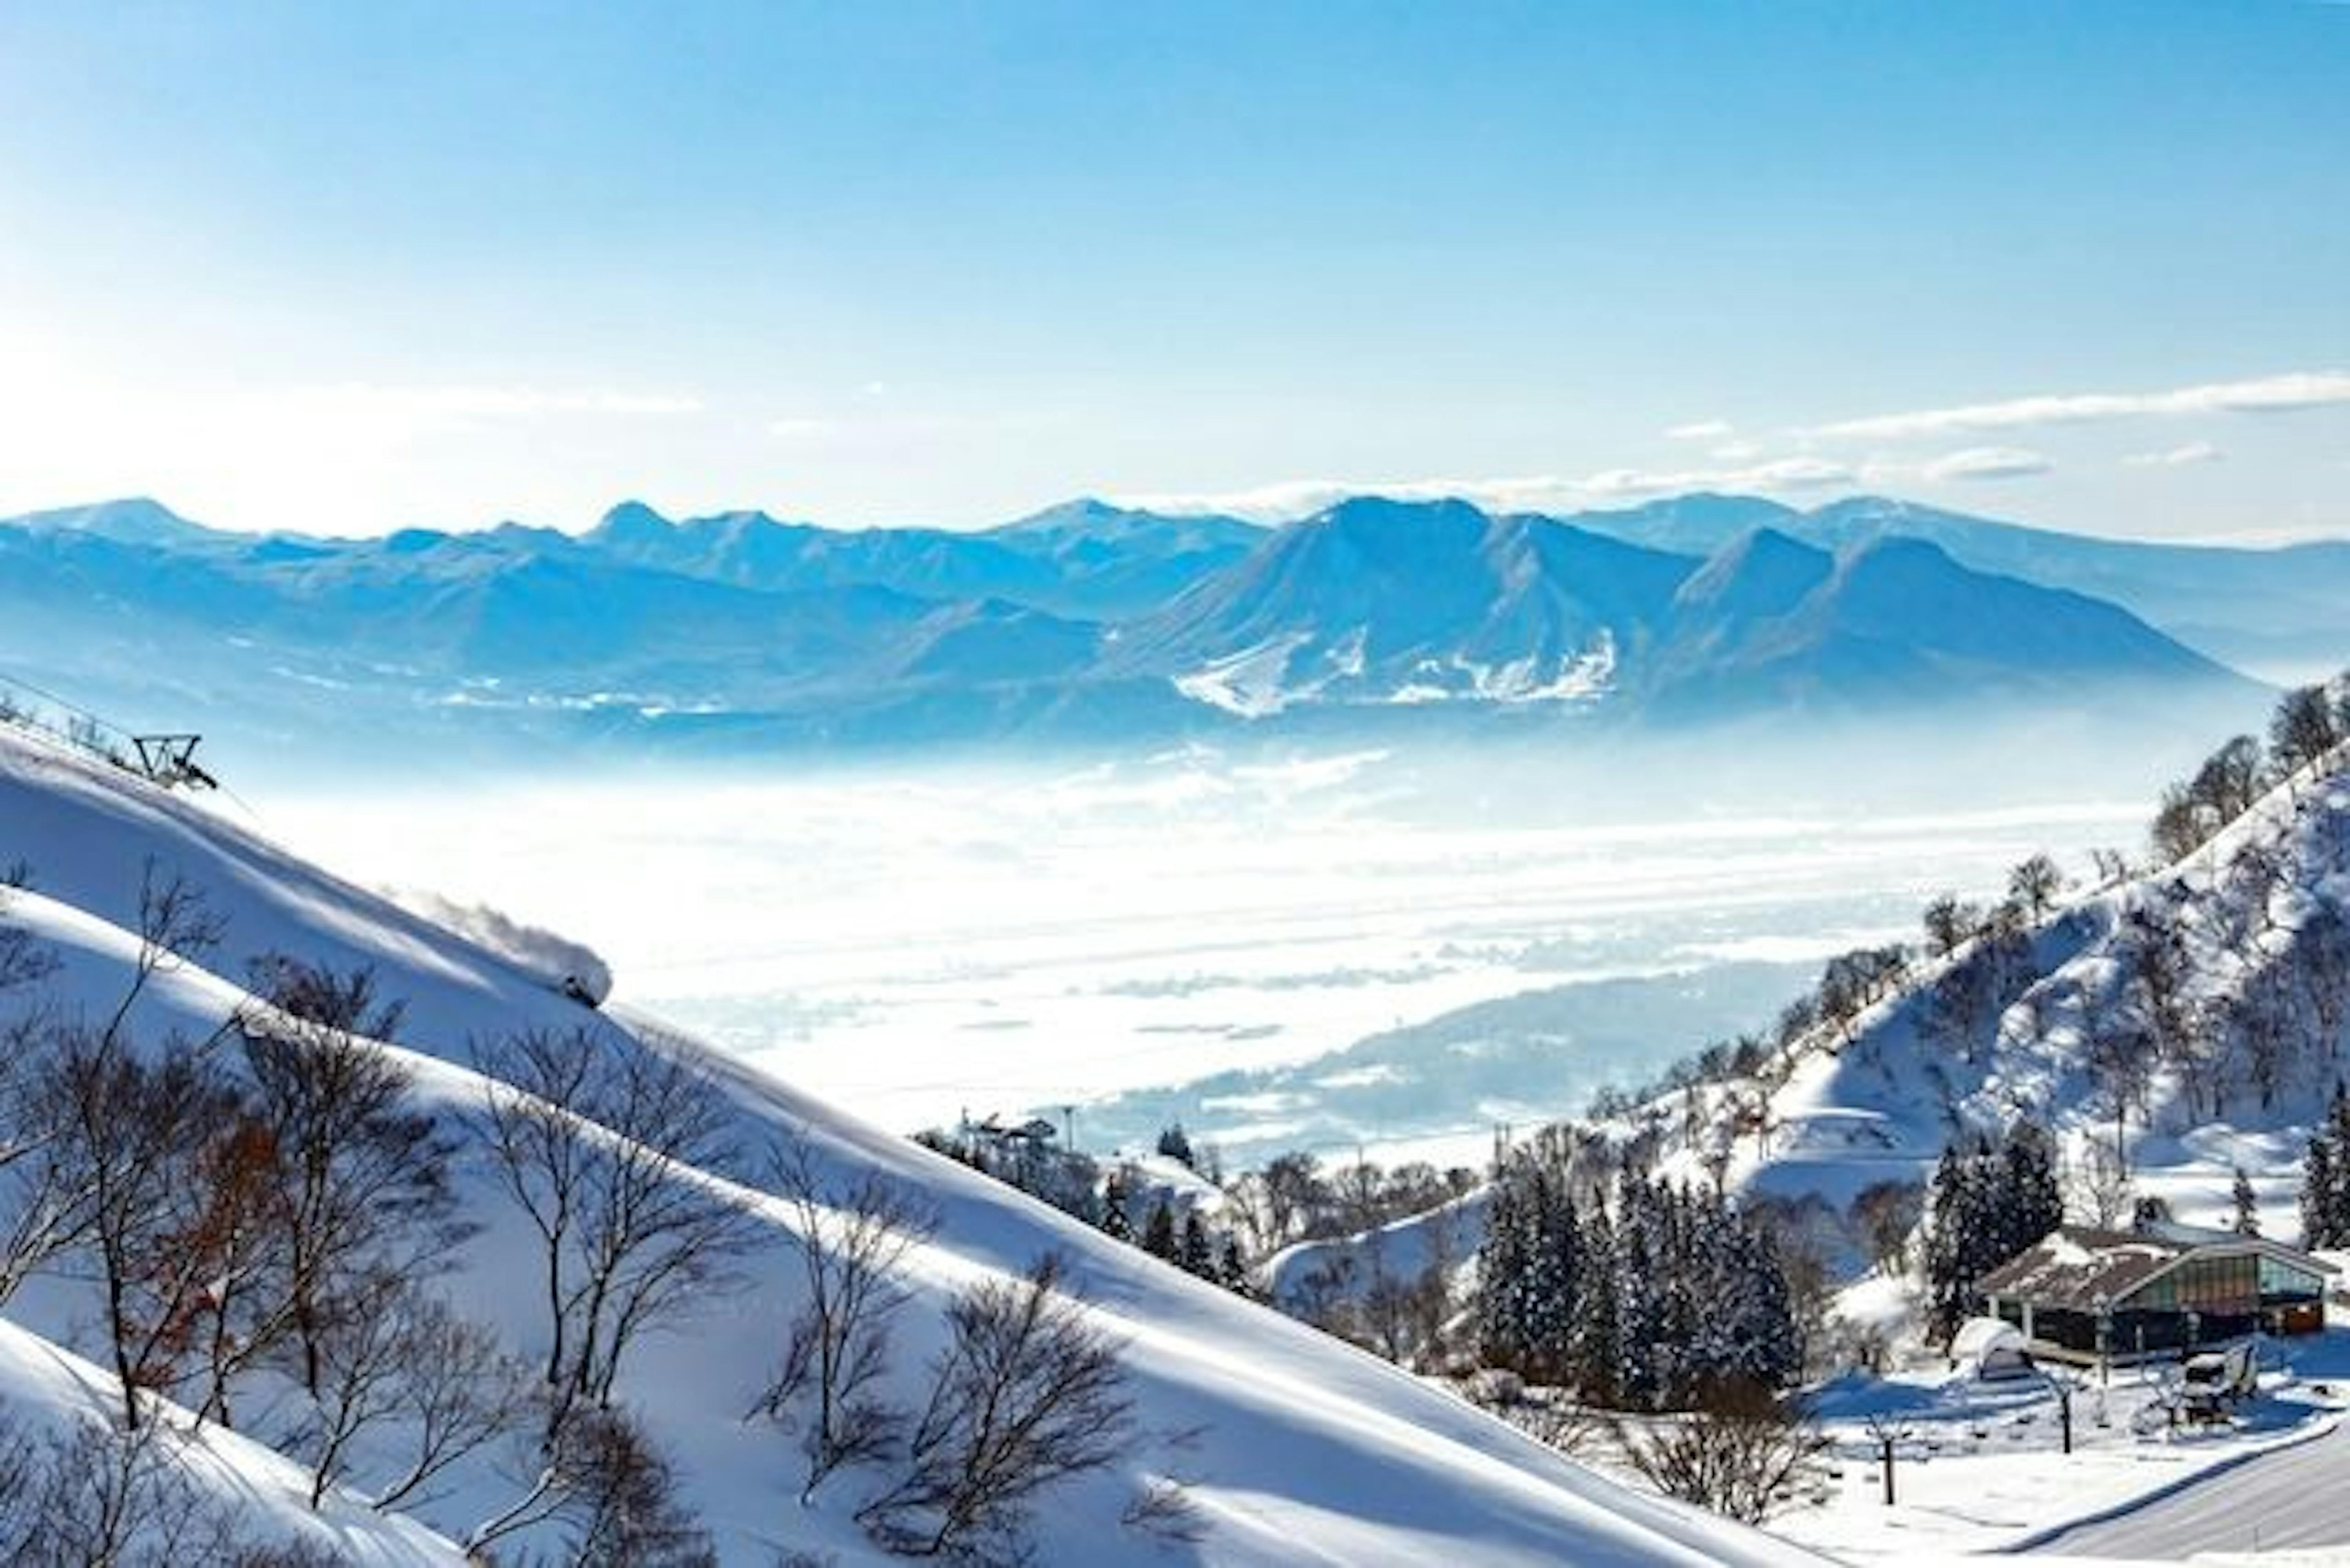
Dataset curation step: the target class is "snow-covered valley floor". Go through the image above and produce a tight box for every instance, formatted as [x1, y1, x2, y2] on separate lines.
[252, 743, 2168, 1165]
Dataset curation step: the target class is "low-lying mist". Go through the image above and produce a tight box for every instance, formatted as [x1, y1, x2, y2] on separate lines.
[241, 692, 2263, 1167]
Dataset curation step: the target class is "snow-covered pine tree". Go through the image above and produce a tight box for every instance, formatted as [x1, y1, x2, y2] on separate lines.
[1520, 1167, 1582, 1381]
[1612, 1171, 1662, 1409]
[2303, 1137, 2336, 1248]
[1571, 1201, 1620, 1405]
[1473, 1165, 1529, 1371]
[2232, 1166, 2261, 1238]
[1180, 1210, 1215, 1278]
[1999, 1121, 2065, 1261]
[1142, 1198, 1178, 1261]
[1100, 1172, 1134, 1243]
[1923, 1143, 1975, 1339]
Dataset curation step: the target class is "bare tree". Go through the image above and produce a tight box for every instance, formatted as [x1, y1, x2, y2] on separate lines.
[2082, 1013, 2152, 1173]
[2008, 853, 2066, 924]
[467, 1405, 713, 1567]
[0, 1015, 90, 1307]
[859, 1254, 1135, 1561]
[103, 860, 227, 1049]
[753, 1145, 936, 1499]
[2069, 1134, 2134, 1230]
[0, 881, 58, 997]
[2270, 684, 2341, 782]
[2194, 736, 2267, 825]
[1616, 1382, 1828, 1526]
[180, 1112, 292, 1430]
[475, 1029, 762, 1428]
[2, 1413, 245, 1568]
[1847, 1180, 1924, 1278]
[296, 1270, 526, 1511]
[1920, 895, 1978, 959]
[234, 957, 467, 1404]
[2289, 907, 2350, 1068]
[1858, 1410, 1914, 1505]
[44, 1029, 247, 1428]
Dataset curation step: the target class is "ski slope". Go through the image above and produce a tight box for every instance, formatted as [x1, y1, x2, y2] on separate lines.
[0, 722, 1819, 1565]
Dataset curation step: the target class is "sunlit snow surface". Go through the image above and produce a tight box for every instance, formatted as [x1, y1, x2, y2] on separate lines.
[257, 742, 2157, 1162]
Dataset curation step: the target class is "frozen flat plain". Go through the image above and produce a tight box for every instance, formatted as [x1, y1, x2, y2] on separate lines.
[256, 741, 2165, 1162]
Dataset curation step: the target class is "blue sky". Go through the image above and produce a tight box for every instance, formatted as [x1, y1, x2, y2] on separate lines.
[1, 1, 2345, 539]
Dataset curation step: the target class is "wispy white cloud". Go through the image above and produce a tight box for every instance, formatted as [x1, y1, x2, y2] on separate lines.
[1918, 446, 2052, 482]
[1579, 456, 1855, 499]
[2123, 440, 2225, 468]
[1808, 370, 2350, 441]
[1116, 456, 1856, 522]
[1665, 419, 1734, 441]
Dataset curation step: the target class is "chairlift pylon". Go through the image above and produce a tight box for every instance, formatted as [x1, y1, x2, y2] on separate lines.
[0, 670, 219, 791]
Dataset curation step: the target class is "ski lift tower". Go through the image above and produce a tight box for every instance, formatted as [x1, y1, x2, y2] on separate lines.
[0, 671, 219, 791]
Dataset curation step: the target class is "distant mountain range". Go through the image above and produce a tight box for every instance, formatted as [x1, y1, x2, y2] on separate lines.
[0, 491, 2304, 759]
[1569, 492, 2350, 678]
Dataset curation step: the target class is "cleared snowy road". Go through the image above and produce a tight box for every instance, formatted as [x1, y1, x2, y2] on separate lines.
[2027, 1420, 2350, 1558]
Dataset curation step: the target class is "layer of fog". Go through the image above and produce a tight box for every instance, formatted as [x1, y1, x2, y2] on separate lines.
[243, 702, 2252, 1167]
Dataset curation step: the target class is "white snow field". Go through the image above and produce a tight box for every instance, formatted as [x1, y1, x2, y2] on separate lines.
[1775, 1328, 2350, 1562]
[0, 722, 1822, 1565]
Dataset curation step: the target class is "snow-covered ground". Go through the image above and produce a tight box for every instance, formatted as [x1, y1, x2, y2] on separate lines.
[1770, 1328, 2350, 1563]
[0, 722, 1825, 1564]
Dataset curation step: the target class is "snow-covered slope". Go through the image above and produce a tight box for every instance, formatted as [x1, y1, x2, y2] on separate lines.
[1704, 747, 2350, 1229]
[1274, 731, 2350, 1352]
[0, 724, 1818, 1565]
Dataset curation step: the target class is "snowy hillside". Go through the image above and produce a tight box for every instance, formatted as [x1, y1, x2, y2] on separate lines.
[0, 722, 1818, 1565]
[1265, 694, 2350, 1348]
[1693, 734, 2350, 1241]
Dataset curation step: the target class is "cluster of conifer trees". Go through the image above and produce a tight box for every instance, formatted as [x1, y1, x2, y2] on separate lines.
[1922, 1122, 2065, 1339]
[1473, 1160, 1800, 1411]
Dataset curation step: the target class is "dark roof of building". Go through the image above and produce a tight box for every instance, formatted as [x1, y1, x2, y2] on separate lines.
[1974, 1226, 2335, 1312]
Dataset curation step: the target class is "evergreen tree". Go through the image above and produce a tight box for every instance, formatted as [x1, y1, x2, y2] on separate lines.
[1570, 1201, 1621, 1406]
[1100, 1173, 1134, 1243]
[1519, 1168, 1582, 1380]
[2305, 1137, 2338, 1249]
[1180, 1210, 1215, 1278]
[2232, 1166, 2261, 1238]
[1474, 1159, 1798, 1407]
[1651, 1185, 1702, 1402]
[1142, 1198, 1178, 1262]
[1924, 1125, 2061, 1341]
[2000, 1121, 2066, 1259]
[1217, 1236, 1253, 1298]
[1923, 1144, 1974, 1339]
[1154, 1122, 1196, 1171]
[1473, 1168, 1530, 1371]
[1612, 1172, 1661, 1409]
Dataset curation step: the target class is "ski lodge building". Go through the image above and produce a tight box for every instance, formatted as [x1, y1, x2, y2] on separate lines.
[1975, 1225, 2335, 1362]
